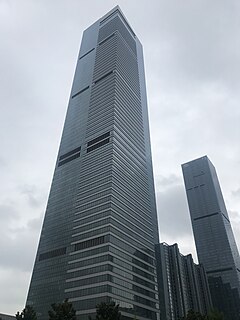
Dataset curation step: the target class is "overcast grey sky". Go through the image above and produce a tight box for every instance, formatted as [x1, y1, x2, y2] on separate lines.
[0, 0, 240, 315]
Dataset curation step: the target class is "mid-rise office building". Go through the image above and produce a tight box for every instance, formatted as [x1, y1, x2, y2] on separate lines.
[27, 7, 160, 320]
[182, 156, 240, 319]
[155, 243, 211, 320]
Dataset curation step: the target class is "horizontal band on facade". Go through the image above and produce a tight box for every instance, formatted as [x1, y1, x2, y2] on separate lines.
[71, 226, 154, 256]
[39, 247, 66, 261]
[76, 309, 95, 316]
[194, 212, 219, 221]
[67, 260, 156, 286]
[193, 211, 230, 223]
[69, 241, 155, 270]
[59, 146, 81, 161]
[72, 219, 154, 248]
[87, 132, 110, 147]
[206, 267, 233, 274]
[71, 231, 154, 260]
[58, 152, 80, 167]
[66, 269, 156, 292]
[94, 71, 114, 84]
[65, 280, 158, 304]
[79, 48, 95, 60]
[73, 214, 153, 243]
[98, 32, 116, 46]
[72, 86, 90, 99]
[87, 138, 110, 153]
[68, 249, 154, 275]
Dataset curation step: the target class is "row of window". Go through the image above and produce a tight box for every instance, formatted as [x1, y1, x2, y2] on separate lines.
[39, 247, 66, 261]
[109, 246, 154, 271]
[66, 274, 108, 289]
[72, 223, 152, 257]
[74, 205, 152, 244]
[66, 283, 156, 309]
[87, 138, 110, 153]
[69, 246, 156, 289]
[87, 132, 110, 147]
[59, 146, 81, 161]
[109, 234, 154, 263]
[73, 216, 152, 249]
[58, 132, 111, 167]
[75, 203, 111, 220]
[58, 152, 80, 167]
[74, 236, 106, 251]
[67, 262, 156, 291]
[69, 245, 109, 262]
[68, 253, 110, 271]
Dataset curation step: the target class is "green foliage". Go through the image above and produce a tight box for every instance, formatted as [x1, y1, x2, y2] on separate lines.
[207, 309, 224, 320]
[15, 305, 37, 320]
[48, 299, 76, 320]
[181, 309, 225, 320]
[181, 309, 206, 320]
[90, 301, 121, 320]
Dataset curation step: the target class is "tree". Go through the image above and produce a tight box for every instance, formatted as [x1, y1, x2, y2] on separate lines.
[90, 301, 121, 320]
[48, 299, 76, 320]
[181, 310, 206, 320]
[15, 305, 37, 320]
[207, 309, 224, 320]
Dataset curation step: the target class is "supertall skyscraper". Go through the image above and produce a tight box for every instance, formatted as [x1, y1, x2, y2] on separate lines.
[182, 156, 240, 319]
[27, 7, 160, 320]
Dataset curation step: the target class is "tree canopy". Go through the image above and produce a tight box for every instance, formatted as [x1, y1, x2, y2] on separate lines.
[48, 299, 76, 320]
[181, 310, 206, 320]
[207, 310, 224, 320]
[15, 305, 37, 320]
[181, 309, 224, 320]
[90, 301, 121, 320]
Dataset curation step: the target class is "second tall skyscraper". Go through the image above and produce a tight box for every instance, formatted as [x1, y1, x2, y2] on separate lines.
[182, 156, 240, 319]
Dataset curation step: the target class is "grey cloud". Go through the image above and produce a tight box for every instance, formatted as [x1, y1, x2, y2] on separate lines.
[142, 0, 240, 90]
[0, 214, 41, 272]
[229, 210, 240, 220]
[27, 216, 43, 231]
[0, 157, 6, 167]
[0, 204, 19, 223]
[232, 188, 240, 198]
[156, 174, 182, 190]
[156, 177, 193, 239]
[19, 184, 43, 208]
[0, 198, 43, 272]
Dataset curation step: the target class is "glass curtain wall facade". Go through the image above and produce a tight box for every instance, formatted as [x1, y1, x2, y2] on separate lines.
[155, 243, 211, 320]
[182, 156, 240, 320]
[27, 6, 160, 320]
